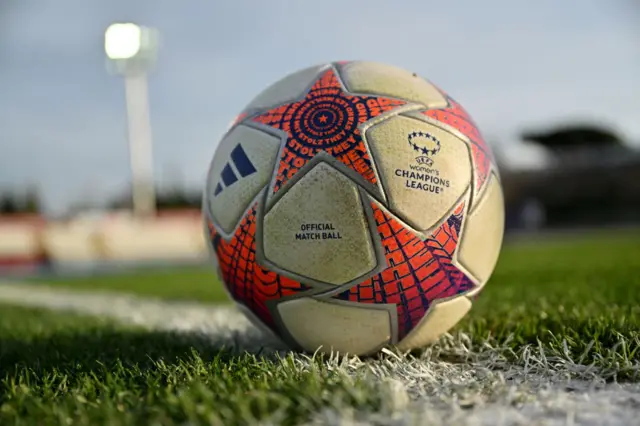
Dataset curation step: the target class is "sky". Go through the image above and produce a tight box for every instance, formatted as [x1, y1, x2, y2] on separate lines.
[1, 0, 639, 214]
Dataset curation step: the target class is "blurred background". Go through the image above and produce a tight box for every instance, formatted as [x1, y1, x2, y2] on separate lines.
[1, 0, 639, 276]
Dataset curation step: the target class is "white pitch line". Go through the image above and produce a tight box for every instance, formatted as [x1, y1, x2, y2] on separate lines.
[309, 382, 640, 426]
[1, 282, 638, 426]
[0, 282, 284, 352]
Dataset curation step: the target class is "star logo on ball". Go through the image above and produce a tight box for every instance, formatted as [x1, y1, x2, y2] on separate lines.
[408, 131, 441, 157]
[408, 131, 441, 167]
[251, 68, 406, 193]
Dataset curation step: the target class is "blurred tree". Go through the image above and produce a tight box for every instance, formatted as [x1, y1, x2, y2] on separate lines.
[0, 192, 19, 214]
[0, 187, 42, 214]
[22, 185, 41, 213]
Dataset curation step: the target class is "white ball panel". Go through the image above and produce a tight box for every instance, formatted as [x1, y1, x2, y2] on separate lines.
[263, 162, 377, 285]
[457, 173, 505, 286]
[365, 115, 472, 232]
[277, 297, 391, 355]
[395, 295, 472, 351]
[339, 61, 448, 108]
[244, 64, 328, 112]
[206, 125, 281, 234]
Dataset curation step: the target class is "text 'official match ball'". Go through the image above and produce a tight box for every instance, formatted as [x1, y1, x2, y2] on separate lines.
[203, 61, 505, 356]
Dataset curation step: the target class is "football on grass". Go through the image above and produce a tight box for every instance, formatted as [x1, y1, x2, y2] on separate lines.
[203, 61, 505, 356]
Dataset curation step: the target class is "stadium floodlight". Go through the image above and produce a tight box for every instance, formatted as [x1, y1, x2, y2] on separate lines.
[105, 23, 142, 60]
[104, 22, 159, 217]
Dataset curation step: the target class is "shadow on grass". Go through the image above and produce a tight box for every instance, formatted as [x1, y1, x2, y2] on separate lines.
[0, 326, 386, 426]
[0, 324, 290, 400]
[1, 331, 211, 375]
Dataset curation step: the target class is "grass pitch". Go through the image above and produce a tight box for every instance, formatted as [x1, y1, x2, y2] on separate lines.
[1, 231, 639, 424]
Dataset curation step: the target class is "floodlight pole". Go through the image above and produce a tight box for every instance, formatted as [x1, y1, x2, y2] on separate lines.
[104, 23, 159, 218]
[123, 71, 156, 217]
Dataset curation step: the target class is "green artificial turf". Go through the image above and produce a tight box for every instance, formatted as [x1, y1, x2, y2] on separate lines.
[464, 232, 640, 377]
[1, 231, 639, 424]
[0, 306, 379, 425]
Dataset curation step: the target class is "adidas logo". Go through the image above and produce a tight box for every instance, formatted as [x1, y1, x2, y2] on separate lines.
[213, 144, 257, 196]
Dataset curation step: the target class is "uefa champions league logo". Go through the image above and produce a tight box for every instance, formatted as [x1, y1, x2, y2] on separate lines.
[408, 131, 441, 167]
[397, 130, 451, 194]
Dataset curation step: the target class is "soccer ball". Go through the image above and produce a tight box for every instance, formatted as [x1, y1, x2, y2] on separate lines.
[203, 61, 504, 356]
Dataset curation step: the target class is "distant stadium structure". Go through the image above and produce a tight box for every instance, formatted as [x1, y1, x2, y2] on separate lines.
[502, 123, 640, 230]
[522, 124, 633, 167]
